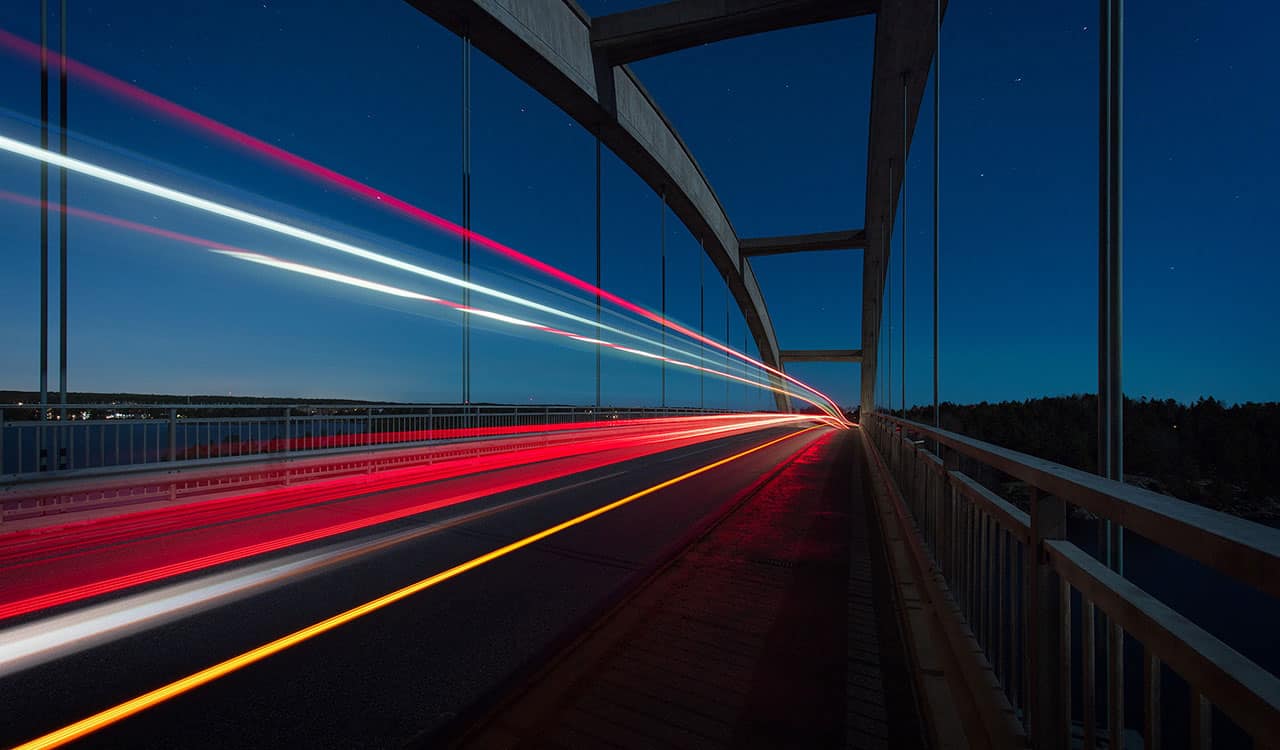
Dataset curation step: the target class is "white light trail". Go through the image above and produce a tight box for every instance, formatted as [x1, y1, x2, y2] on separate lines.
[212, 250, 839, 414]
[0, 549, 323, 678]
[218, 250, 441, 303]
[0, 134, 735, 370]
[0, 133, 841, 416]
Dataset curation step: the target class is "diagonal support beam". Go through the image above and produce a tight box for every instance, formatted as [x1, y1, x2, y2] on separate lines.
[780, 349, 863, 363]
[592, 0, 878, 65]
[740, 229, 867, 257]
[406, 0, 789, 411]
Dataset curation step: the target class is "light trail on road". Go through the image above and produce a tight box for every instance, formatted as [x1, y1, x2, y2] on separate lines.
[9, 424, 824, 750]
[0, 415, 827, 623]
[0, 469, 625, 678]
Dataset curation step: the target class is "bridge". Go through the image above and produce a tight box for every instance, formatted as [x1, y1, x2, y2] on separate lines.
[0, 1, 1277, 749]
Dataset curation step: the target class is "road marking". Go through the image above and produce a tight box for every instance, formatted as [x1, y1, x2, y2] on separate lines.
[13, 426, 824, 750]
[0, 471, 627, 678]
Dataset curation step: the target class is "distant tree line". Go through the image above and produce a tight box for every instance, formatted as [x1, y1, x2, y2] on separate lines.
[898, 395, 1280, 521]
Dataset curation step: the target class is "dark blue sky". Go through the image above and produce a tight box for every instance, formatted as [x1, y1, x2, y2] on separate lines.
[0, 0, 1275, 410]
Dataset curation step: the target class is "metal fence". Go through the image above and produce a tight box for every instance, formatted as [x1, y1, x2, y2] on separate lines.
[0, 402, 729, 480]
[865, 413, 1279, 750]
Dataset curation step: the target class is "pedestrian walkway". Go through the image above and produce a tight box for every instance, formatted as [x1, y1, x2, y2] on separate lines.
[459, 429, 920, 749]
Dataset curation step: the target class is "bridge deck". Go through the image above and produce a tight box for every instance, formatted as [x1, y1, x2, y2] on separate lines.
[461, 430, 919, 749]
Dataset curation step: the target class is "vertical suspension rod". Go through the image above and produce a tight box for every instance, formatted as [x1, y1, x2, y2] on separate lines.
[699, 239, 705, 410]
[595, 136, 602, 409]
[461, 35, 472, 404]
[1098, 0, 1124, 571]
[880, 220, 886, 412]
[933, 0, 941, 432]
[901, 73, 908, 419]
[885, 160, 892, 419]
[724, 291, 729, 409]
[1107, 0, 1125, 541]
[58, 0, 68, 419]
[39, 0, 49, 428]
[1097, 0, 1111, 555]
[660, 188, 666, 408]
[1098, 4, 1126, 736]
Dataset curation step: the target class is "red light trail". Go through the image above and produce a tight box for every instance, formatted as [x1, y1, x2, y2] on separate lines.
[0, 415, 823, 623]
[8, 424, 824, 750]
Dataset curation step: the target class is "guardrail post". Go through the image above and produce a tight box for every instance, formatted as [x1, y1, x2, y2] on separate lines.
[907, 442, 917, 514]
[1030, 486, 1068, 750]
[909, 442, 919, 514]
[37, 414, 46, 472]
[933, 464, 945, 561]
[284, 408, 292, 454]
[923, 458, 932, 550]
[0, 409, 5, 476]
[167, 408, 177, 461]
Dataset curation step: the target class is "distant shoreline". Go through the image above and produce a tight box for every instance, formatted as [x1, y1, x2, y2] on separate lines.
[0, 390, 593, 409]
[904, 394, 1279, 524]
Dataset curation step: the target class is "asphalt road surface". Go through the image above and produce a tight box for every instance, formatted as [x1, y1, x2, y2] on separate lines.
[1, 422, 832, 748]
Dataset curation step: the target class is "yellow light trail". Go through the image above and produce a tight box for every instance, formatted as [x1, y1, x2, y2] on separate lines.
[13, 424, 826, 750]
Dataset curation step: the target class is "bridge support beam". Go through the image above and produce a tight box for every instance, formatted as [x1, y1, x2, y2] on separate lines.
[739, 229, 866, 257]
[860, 0, 946, 413]
[406, 0, 788, 412]
[779, 349, 862, 364]
[591, 0, 878, 65]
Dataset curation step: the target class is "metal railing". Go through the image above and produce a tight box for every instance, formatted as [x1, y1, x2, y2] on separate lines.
[865, 413, 1280, 750]
[2, 411, 728, 526]
[0, 402, 730, 480]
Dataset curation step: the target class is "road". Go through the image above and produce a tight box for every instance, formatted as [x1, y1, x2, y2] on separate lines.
[0, 421, 833, 748]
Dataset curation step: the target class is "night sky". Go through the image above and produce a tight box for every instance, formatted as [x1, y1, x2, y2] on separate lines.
[0, 0, 1275, 411]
